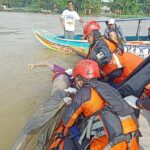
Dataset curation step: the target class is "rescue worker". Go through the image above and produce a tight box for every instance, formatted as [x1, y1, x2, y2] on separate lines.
[61, 59, 140, 150]
[83, 20, 143, 85]
[83, 20, 122, 56]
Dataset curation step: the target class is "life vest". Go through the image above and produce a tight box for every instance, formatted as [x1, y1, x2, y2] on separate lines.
[88, 37, 120, 58]
[102, 53, 124, 77]
[100, 38, 126, 78]
[64, 81, 139, 150]
[49, 81, 139, 150]
[113, 52, 144, 84]
[87, 39, 113, 66]
[87, 38, 124, 78]
[48, 123, 68, 150]
[102, 52, 143, 84]
[78, 85, 139, 150]
[103, 37, 117, 53]
[103, 37, 124, 55]
[85, 81, 139, 137]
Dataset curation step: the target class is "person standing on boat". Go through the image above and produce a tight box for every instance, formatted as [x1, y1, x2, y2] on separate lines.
[104, 18, 126, 41]
[60, 1, 84, 39]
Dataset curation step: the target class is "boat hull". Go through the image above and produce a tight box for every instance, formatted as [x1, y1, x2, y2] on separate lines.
[32, 29, 150, 58]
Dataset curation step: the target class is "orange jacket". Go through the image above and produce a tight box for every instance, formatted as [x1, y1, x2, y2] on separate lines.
[88, 38, 143, 85]
[63, 86, 139, 150]
[103, 37, 118, 53]
[87, 37, 124, 80]
[102, 52, 143, 84]
[113, 52, 144, 84]
[102, 53, 124, 77]
[102, 38, 125, 77]
[102, 39, 143, 84]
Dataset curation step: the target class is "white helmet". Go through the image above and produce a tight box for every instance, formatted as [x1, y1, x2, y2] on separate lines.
[108, 18, 115, 25]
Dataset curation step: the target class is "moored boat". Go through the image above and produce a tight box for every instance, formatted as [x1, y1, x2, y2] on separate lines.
[32, 28, 89, 56]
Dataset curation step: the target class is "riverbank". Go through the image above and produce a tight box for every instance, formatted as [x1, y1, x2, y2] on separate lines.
[0, 8, 52, 13]
[0, 7, 149, 18]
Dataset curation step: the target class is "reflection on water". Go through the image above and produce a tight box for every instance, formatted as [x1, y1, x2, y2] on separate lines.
[0, 11, 150, 150]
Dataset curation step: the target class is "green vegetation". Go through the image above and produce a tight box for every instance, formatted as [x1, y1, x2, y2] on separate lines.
[0, 0, 150, 16]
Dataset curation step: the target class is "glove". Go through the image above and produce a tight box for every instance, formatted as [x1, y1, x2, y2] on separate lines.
[65, 69, 73, 75]
[123, 95, 139, 109]
[64, 87, 77, 94]
[63, 97, 72, 105]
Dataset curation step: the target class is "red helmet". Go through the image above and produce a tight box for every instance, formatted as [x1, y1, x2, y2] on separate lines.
[83, 20, 100, 36]
[73, 59, 101, 79]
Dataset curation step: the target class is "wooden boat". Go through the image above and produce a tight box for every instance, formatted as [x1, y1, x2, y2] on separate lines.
[32, 18, 150, 58]
[32, 28, 89, 56]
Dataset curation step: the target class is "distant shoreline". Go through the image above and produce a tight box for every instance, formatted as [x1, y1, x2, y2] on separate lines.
[0, 8, 55, 14]
[0, 8, 148, 19]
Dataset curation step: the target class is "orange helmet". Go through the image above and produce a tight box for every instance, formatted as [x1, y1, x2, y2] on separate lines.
[83, 20, 100, 36]
[73, 59, 101, 79]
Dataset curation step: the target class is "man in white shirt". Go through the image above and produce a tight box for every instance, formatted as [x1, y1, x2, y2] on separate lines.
[60, 1, 84, 39]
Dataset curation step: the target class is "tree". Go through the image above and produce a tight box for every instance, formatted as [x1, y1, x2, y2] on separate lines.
[111, 0, 143, 15]
[83, 0, 101, 14]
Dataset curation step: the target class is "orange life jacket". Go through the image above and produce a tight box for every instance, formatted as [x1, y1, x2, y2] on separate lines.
[101, 52, 143, 84]
[87, 37, 124, 76]
[48, 123, 68, 150]
[97, 38, 143, 84]
[99, 38, 125, 78]
[65, 88, 139, 150]
[103, 37, 117, 53]
[102, 53, 124, 77]
[113, 52, 144, 84]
